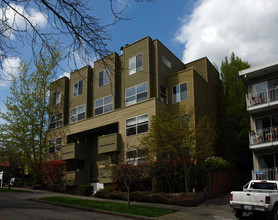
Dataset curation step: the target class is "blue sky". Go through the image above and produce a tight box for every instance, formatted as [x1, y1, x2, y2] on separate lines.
[1, 0, 278, 111]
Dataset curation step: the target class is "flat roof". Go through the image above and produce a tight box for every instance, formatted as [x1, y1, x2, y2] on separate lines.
[239, 60, 278, 80]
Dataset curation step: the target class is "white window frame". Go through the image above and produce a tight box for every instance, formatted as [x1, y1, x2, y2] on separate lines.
[94, 95, 113, 116]
[49, 137, 62, 153]
[49, 113, 63, 130]
[98, 69, 110, 87]
[172, 82, 188, 103]
[73, 80, 83, 97]
[129, 54, 143, 75]
[126, 114, 148, 137]
[52, 91, 61, 105]
[70, 104, 86, 124]
[125, 82, 148, 106]
[162, 56, 171, 68]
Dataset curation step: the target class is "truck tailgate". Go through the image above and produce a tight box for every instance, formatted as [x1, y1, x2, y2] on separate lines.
[231, 191, 268, 207]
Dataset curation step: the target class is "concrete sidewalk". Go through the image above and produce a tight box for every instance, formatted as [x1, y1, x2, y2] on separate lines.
[5, 187, 234, 220]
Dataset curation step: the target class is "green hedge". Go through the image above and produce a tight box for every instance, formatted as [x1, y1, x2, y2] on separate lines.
[78, 185, 94, 196]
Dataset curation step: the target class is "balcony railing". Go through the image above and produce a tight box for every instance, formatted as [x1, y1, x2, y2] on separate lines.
[246, 86, 278, 108]
[252, 168, 278, 180]
[249, 127, 278, 146]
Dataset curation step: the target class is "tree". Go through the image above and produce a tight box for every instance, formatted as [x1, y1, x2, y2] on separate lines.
[111, 163, 139, 208]
[219, 52, 252, 172]
[140, 108, 218, 192]
[0, 47, 62, 181]
[0, 0, 152, 76]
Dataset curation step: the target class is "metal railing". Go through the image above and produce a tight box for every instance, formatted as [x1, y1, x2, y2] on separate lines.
[246, 86, 278, 108]
[249, 127, 278, 145]
[252, 168, 278, 180]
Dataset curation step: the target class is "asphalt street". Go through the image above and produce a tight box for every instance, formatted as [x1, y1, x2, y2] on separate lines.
[0, 189, 274, 220]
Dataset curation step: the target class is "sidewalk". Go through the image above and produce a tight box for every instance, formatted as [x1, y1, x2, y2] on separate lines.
[6, 187, 233, 220]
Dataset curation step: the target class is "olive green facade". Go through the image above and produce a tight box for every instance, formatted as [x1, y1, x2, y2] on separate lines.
[47, 36, 220, 190]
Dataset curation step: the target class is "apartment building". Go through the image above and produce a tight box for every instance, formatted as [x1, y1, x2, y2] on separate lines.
[47, 36, 220, 191]
[239, 61, 278, 175]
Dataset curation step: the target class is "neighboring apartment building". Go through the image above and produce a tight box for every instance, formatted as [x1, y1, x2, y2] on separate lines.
[47, 36, 220, 191]
[239, 61, 278, 174]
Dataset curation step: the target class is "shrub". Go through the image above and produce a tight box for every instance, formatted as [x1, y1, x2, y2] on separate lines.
[94, 189, 106, 198]
[104, 191, 127, 200]
[204, 156, 231, 171]
[130, 191, 149, 202]
[104, 184, 114, 193]
[147, 193, 168, 204]
[78, 185, 93, 196]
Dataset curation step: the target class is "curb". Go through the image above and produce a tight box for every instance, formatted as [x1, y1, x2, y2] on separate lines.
[30, 198, 158, 220]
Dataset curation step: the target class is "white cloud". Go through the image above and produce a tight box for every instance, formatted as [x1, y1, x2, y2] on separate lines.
[175, 0, 278, 68]
[58, 72, 70, 79]
[0, 4, 48, 39]
[0, 56, 21, 88]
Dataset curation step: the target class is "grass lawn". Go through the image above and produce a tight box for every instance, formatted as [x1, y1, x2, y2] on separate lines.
[40, 196, 177, 218]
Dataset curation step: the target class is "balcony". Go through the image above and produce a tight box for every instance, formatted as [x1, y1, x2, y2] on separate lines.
[98, 165, 113, 183]
[249, 127, 278, 149]
[246, 86, 278, 113]
[61, 142, 88, 160]
[63, 170, 89, 186]
[252, 168, 278, 180]
[98, 133, 119, 154]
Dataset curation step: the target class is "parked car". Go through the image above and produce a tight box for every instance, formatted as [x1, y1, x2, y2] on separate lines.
[230, 180, 278, 219]
[10, 178, 22, 186]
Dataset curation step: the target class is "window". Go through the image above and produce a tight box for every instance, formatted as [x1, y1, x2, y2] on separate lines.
[49, 113, 62, 129]
[49, 138, 61, 153]
[129, 54, 143, 75]
[125, 82, 148, 106]
[162, 56, 171, 68]
[99, 69, 110, 87]
[73, 80, 83, 97]
[52, 91, 61, 105]
[70, 104, 85, 123]
[172, 83, 188, 103]
[160, 85, 168, 104]
[126, 149, 148, 165]
[126, 114, 148, 136]
[95, 95, 113, 116]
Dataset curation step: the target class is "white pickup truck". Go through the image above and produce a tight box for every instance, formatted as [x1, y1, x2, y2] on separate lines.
[230, 180, 278, 219]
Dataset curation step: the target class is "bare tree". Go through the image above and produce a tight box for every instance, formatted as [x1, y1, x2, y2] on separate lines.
[0, 0, 153, 77]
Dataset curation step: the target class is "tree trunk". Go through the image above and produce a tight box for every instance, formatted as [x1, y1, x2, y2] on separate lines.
[127, 186, 130, 208]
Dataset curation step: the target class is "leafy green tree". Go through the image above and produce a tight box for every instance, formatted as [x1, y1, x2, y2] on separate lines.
[0, 48, 62, 182]
[140, 108, 218, 192]
[219, 52, 252, 172]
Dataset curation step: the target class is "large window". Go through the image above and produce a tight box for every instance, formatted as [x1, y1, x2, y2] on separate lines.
[73, 80, 83, 97]
[49, 113, 62, 129]
[129, 54, 143, 75]
[125, 82, 148, 106]
[172, 83, 188, 103]
[99, 69, 110, 87]
[160, 85, 168, 104]
[95, 95, 113, 116]
[126, 149, 148, 165]
[52, 91, 61, 105]
[70, 104, 85, 123]
[126, 114, 148, 136]
[49, 138, 61, 153]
